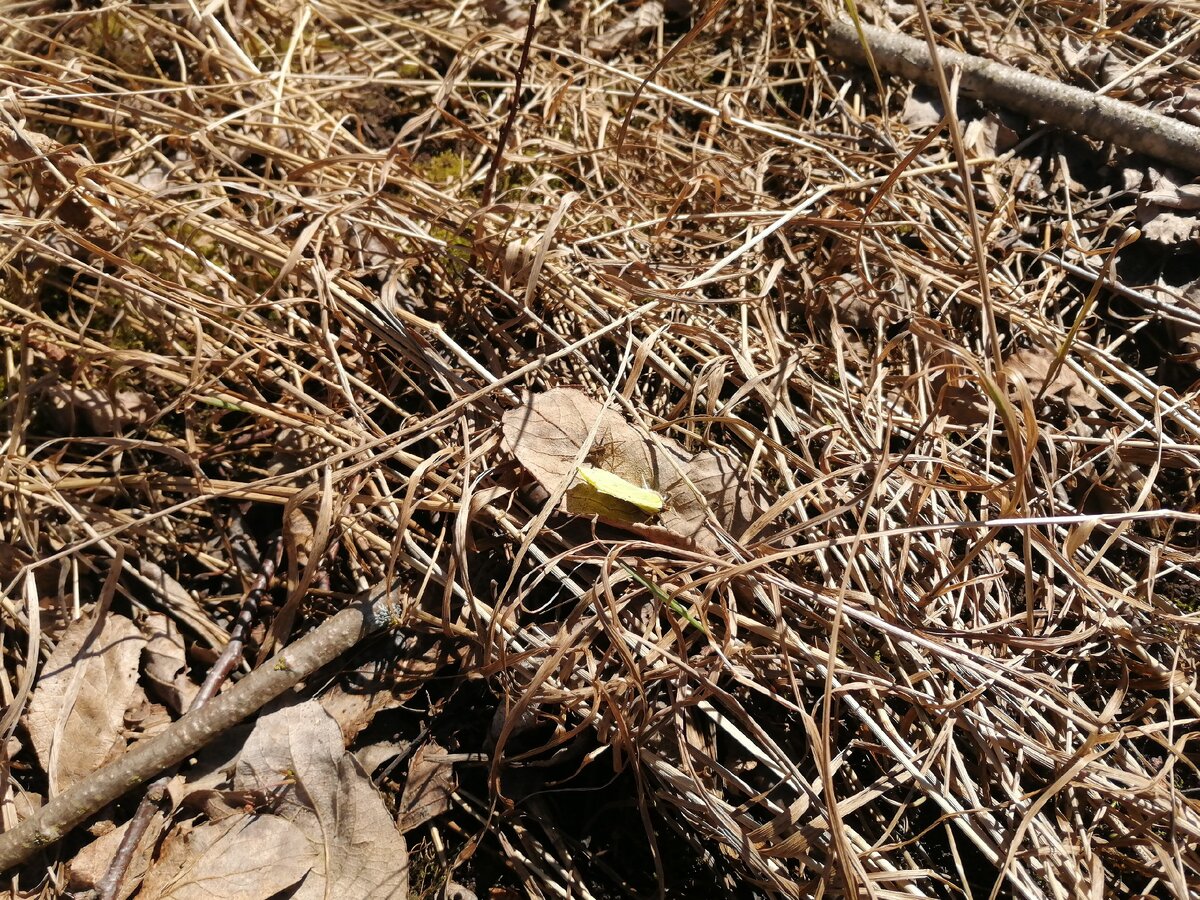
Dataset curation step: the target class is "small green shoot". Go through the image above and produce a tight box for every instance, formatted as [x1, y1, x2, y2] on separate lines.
[620, 562, 706, 634]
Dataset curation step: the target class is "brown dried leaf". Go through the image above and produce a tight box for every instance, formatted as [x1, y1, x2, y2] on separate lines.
[355, 740, 406, 776]
[964, 112, 1019, 157]
[1005, 348, 1104, 410]
[502, 388, 760, 550]
[234, 701, 409, 899]
[318, 683, 403, 743]
[140, 612, 199, 714]
[138, 815, 314, 900]
[45, 384, 158, 435]
[588, 0, 664, 58]
[284, 506, 315, 568]
[1061, 36, 1109, 79]
[1128, 167, 1200, 244]
[502, 388, 628, 489]
[483, 0, 528, 27]
[823, 272, 905, 329]
[136, 559, 229, 649]
[397, 740, 456, 832]
[1137, 206, 1200, 244]
[1162, 277, 1200, 358]
[68, 810, 167, 900]
[901, 88, 943, 129]
[125, 695, 173, 738]
[25, 613, 146, 793]
[1140, 168, 1200, 210]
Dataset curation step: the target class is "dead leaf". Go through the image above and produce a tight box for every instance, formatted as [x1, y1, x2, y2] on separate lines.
[964, 112, 1019, 157]
[1158, 83, 1200, 128]
[135, 558, 229, 650]
[1137, 206, 1200, 244]
[140, 612, 199, 714]
[1165, 277, 1200, 358]
[502, 388, 762, 550]
[902, 88, 943, 129]
[588, 1, 664, 58]
[1005, 348, 1104, 410]
[138, 815, 315, 900]
[45, 384, 158, 435]
[1128, 167, 1200, 244]
[318, 683, 403, 743]
[234, 701, 409, 899]
[397, 740, 456, 832]
[1061, 36, 1109, 80]
[179, 788, 256, 823]
[355, 740, 406, 776]
[483, 0, 528, 27]
[1140, 168, 1200, 209]
[284, 505, 315, 569]
[25, 612, 146, 794]
[823, 272, 905, 329]
[124, 695, 173, 738]
[68, 810, 167, 900]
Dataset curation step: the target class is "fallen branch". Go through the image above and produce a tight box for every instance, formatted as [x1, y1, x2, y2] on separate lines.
[825, 18, 1200, 173]
[0, 583, 402, 873]
[96, 537, 283, 900]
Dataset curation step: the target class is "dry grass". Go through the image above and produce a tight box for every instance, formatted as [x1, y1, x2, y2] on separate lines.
[3, 0, 1200, 896]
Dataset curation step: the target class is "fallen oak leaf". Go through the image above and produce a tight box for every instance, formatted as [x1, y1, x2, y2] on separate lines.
[67, 810, 168, 900]
[397, 739, 456, 833]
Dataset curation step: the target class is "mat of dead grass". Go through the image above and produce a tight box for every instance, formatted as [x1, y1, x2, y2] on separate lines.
[3, 0, 1200, 897]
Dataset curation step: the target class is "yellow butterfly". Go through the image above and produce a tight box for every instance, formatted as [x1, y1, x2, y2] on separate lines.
[576, 465, 664, 515]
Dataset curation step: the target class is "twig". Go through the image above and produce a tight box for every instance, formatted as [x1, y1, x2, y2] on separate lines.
[0, 582, 402, 873]
[825, 17, 1200, 172]
[471, 0, 539, 280]
[95, 539, 283, 900]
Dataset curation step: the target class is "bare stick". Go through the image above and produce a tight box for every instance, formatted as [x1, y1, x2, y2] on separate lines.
[469, 0, 539, 283]
[825, 18, 1200, 173]
[0, 582, 402, 873]
[95, 540, 282, 900]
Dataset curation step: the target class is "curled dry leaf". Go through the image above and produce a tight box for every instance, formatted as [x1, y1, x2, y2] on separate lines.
[483, 0, 529, 28]
[25, 612, 146, 794]
[234, 701, 408, 899]
[140, 612, 200, 714]
[901, 87, 944, 129]
[354, 740, 406, 776]
[502, 388, 760, 551]
[136, 558, 229, 649]
[1158, 276, 1200, 359]
[1127, 167, 1200, 244]
[318, 682, 404, 744]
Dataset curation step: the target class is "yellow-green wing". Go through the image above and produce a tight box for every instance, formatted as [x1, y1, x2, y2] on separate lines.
[577, 465, 664, 514]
